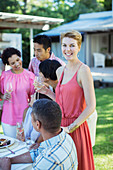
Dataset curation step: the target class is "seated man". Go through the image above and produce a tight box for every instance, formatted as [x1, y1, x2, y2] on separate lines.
[0, 99, 78, 170]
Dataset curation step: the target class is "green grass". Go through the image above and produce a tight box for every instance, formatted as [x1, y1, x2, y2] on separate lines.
[93, 87, 113, 170]
[0, 88, 113, 169]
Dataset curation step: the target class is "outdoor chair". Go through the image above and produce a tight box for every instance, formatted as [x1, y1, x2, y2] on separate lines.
[93, 53, 105, 67]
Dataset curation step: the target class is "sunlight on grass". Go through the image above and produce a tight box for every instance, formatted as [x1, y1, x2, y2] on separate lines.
[96, 135, 106, 143]
[97, 124, 113, 128]
[94, 154, 113, 170]
[94, 88, 113, 169]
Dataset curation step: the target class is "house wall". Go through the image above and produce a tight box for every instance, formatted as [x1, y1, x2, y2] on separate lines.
[110, 34, 113, 53]
[52, 42, 66, 62]
[90, 33, 109, 67]
[85, 34, 91, 66]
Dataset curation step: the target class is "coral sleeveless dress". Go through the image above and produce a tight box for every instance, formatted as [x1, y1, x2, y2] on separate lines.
[55, 65, 95, 170]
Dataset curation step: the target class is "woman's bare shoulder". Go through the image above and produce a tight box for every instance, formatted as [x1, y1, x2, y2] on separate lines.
[78, 63, 92, 81]
[79, 63, 91, 74]
[56, 66, 64, 81]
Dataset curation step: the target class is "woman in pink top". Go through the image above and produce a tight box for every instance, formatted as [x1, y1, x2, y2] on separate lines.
[0, 47, 35, 138]
[37, 30, 96, 170]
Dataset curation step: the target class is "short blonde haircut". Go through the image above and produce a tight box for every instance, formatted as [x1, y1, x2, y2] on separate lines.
[60, 30, 82, 48]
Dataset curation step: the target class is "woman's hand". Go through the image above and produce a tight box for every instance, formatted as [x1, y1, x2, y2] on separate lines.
[33, 76, 50, 94]
[34, 78, 55, 101]
[61, 124, 79, 134]
[16, 131, 25, 142]
[34, 83, 49, 95]
[3, 92, 11, 101]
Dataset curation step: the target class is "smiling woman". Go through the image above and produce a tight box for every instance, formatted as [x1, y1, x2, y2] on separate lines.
[38, 30, 96, 170]
[0, 47, 35, 138]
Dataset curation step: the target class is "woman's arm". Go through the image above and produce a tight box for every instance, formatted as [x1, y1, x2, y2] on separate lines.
[56, 66, 64, 81]
[65, 65, 96, 133]
[38, 86, 56, 101]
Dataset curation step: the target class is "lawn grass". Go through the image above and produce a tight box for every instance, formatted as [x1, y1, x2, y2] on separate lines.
[0, 88, 113, 169]
[93, 87, 113, 170]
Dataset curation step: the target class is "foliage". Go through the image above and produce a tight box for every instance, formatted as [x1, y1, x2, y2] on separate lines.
[0, 0, 20, 13]
[101, 0, 112, 11]
[0, 0, 112, 68]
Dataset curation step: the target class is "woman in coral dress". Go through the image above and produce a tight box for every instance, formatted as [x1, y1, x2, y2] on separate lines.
[36, 30, 96, 170]
[0, 47, 35, 138]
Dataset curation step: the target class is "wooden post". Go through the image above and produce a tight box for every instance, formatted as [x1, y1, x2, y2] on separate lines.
[30, 28, 33, 60]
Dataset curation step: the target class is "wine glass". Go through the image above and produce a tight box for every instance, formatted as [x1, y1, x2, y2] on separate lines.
[34, 74, 44, 99]
[6, 82, 13, 102]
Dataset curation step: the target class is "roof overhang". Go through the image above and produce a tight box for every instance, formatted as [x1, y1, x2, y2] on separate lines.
[40, 11, 113, 36]
[0, 12, 64, 30]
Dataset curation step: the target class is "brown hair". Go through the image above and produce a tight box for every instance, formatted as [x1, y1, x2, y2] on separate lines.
[60, 30, 82, 48]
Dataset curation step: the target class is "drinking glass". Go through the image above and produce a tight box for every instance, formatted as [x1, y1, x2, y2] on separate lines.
[16, 122, 25, 142]
[25, 137, 34, 150]
[6, 82, 13, 102]
[34, 75, 44, 99]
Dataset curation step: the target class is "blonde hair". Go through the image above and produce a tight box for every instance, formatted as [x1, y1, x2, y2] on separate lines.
[60, 30, 82, 48]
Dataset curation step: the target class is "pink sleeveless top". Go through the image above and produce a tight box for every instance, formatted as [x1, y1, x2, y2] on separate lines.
[56, 64, 86, 119]
[56, 65, 95, 170]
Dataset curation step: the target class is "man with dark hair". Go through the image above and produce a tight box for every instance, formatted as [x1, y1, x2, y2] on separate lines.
[0, 99, 78, 170]
[28, 34, 65, 76]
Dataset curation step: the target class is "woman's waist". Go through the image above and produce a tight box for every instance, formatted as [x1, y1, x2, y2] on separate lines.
[62, 115, 78, 119]
[62, 110, 81, 119]
[61, 117, 87, 127]
[61, 117, 77, 127]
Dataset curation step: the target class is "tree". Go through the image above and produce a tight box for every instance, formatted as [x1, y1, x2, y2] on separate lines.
[0, 0, 111, 68]
[0, 0, 20, 13]
[18, 0, 28, 14]
[102, 0, 112, 11]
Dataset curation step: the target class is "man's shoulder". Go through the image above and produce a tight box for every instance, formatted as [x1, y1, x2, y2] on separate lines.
[35, 132, 77, 169]
[30, 57, 39, 63]
[40, 131, 76, 156]
[50, 53, 66, 66]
